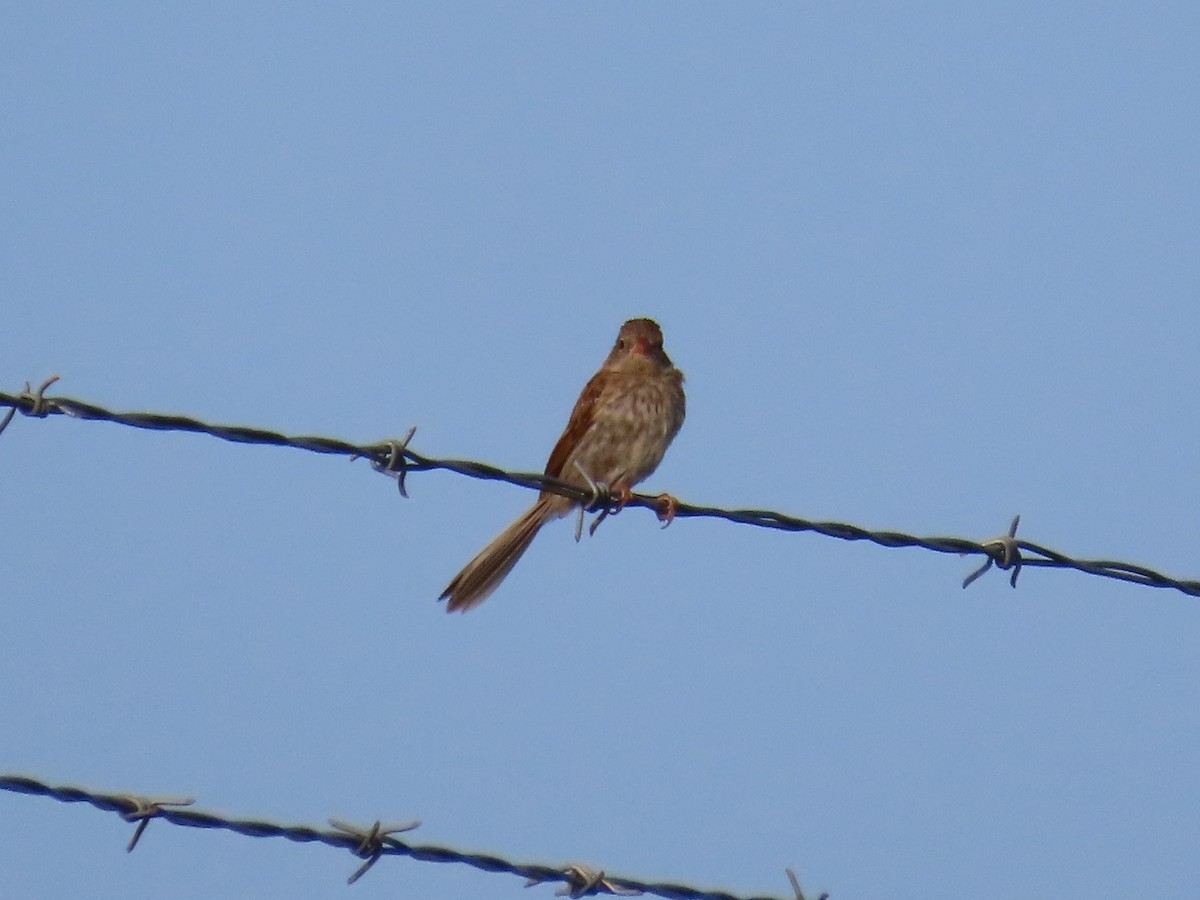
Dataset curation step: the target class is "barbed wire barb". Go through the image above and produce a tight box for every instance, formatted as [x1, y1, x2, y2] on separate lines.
[119, 793, 196, 852]
[329, 817, 423, 884]
[962, 515, 1023, 589]
[362, 425, 418, 497]
[2, 384, 1198, 599]
[785, 867, 828, 900]
[525, 863, 645, 898]
[0, 774, 795, 900]
[0, 374, 59, 436]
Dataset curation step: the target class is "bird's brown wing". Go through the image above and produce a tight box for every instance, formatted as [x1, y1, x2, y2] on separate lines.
[542, 370, 606, 480]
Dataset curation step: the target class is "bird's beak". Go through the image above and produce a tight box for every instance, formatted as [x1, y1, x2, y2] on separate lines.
[631, 336, 650, 354]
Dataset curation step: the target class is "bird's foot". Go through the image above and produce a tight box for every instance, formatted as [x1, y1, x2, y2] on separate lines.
[654, 492, 679, 529]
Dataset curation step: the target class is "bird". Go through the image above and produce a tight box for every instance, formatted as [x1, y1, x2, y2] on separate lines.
[439, 317, 686, 612]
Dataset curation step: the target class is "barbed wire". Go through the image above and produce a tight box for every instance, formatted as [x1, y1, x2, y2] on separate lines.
[2, 379, 1198, 599]
[0, 774, 825, 900]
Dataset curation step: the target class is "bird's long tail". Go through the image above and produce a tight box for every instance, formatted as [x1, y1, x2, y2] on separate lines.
[439, 497, 558, 612]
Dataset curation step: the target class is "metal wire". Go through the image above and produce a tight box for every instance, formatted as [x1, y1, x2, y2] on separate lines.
[0, 774, 799, 899]
[2, 383, 1198, 598]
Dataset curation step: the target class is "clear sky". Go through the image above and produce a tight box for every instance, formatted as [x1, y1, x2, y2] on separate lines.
[3, 4, 1198, 899]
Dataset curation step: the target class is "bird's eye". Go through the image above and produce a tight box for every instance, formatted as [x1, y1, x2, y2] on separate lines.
[616, 338, 626, 349]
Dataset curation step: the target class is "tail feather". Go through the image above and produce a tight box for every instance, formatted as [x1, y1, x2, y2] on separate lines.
[440, 499, 555, 612]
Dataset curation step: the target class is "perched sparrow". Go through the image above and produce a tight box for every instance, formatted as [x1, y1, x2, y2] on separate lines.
[440, 317, 686, 612]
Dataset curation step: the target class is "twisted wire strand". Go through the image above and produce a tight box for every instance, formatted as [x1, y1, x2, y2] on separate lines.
[0, 774, 792, 900]
[2, 386, 1197, 598]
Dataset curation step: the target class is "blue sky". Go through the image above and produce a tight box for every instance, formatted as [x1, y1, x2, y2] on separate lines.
[2, 4, 1198, 899]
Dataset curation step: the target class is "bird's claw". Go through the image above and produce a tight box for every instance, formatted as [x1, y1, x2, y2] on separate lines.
[655, 493, 679, 528]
